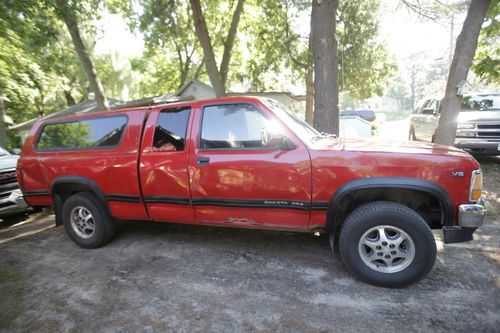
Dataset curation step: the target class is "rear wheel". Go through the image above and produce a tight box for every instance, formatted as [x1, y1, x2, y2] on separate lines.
[62, 193, 115, 248]
[339, 201, 436, 288]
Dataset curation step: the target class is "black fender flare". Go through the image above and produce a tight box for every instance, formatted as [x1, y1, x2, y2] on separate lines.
[51, 176, 112, 226]
[325, 177, 454, 234]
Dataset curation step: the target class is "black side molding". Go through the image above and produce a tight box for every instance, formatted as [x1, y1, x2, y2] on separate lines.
[191, 198, 311, 210]
[144, 196, 191, 205]
[23, 190, 50, 197]
[105, 194, 141, 203]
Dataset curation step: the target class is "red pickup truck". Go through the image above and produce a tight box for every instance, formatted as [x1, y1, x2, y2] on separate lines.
[18, 96, 486, 287]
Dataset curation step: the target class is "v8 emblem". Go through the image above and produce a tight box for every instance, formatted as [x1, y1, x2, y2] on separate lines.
[452, 171, 465, 177]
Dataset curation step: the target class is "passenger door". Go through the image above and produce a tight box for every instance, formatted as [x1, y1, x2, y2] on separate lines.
[189, 101, 312, 230]
[139, 106, 196, 223]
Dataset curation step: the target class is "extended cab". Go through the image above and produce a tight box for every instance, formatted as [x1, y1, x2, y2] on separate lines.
[18, 96, 486, 287]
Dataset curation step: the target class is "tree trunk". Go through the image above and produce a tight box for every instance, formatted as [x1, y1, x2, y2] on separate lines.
[0, 88, 7, 148]
[311, 0, 339, 134]
[305, 66, 314, 125]
[435, 0, 491, 145]
[55, 0, 109, 111]
[189, 0, 226, 97]
[219, 0, 244, 85]
[64, 90, 76, 106]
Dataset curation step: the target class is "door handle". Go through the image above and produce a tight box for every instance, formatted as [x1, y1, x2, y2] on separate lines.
[196, 157, 210, 165]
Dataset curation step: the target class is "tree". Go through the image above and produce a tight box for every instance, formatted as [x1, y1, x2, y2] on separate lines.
[54, 0, 109, 110]
[0, 0, 63, 146]
[189, 0, 244, 97]
[435, 0, 491, 145]
[472, 0, 499, 84]
[311, 0, 339, 134]
[113, 0, 204, 92]
[247, 0, 392, 127]
[0, 89, 7, 148]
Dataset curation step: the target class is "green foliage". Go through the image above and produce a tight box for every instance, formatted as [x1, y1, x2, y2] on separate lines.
[472, 1, 499, 85]
[0, 0, 136, 146]
[337, 0, 396, 99]
[110, 0, 245, 96]
[0, 0, 62, 127]
[244, 0, 394, 97]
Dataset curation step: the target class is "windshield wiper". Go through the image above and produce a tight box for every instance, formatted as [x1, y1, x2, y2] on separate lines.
[311, 132, 337, 141]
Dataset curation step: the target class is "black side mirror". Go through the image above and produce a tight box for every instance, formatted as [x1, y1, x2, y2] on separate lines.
[261, 128, 295, 150]
[10, 148, 21, 155]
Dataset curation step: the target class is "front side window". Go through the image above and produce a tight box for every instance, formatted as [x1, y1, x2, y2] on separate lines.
[153, 107, 190, 151]
[200, 104, 272, 149]
[37, 116, 127, 150]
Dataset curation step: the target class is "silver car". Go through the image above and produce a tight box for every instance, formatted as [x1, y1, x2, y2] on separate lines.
[409, 92, 500, 156]
[0, 147, 29, 216]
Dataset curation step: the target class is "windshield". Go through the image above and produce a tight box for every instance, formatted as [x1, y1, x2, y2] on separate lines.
[462, 94, 500, 111]
[0, 147, 9, 156]
[262, 98, 320, 143]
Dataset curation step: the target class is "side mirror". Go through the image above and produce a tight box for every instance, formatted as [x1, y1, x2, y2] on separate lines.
[10, 148, 21, 155]
[261, 127, 295, 150]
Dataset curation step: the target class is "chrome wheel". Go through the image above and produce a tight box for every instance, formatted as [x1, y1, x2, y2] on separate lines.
[358, 225, 415, 273]
[70, 206, 95, 239]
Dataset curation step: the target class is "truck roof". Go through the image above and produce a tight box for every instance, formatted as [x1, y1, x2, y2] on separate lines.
[36, 95, 267, 124]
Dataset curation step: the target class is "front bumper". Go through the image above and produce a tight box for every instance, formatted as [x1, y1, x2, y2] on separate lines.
[455, 138, 500, 156]
[442, 198, 486, 244]
[0, 189, 29, 217]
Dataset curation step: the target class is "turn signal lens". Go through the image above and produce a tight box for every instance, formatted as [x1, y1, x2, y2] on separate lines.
[470, 170, 483, 202]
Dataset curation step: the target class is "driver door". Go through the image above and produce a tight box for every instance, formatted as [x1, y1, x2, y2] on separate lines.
[189, 101, 312, 230]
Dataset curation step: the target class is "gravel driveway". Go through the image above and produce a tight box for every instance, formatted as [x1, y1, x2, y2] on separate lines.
[1, 158, 499, 332]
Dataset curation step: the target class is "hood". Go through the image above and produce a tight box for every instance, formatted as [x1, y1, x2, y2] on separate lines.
[311, 138, 470, 157]
[458, 110, 500, 123]
[0, 154, 19, 170]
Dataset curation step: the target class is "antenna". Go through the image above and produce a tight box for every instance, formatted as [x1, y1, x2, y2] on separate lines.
[341, 113, 346, 151]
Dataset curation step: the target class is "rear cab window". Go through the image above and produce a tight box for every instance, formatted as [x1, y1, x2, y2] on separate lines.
[36, 115, 128, 151]
[152, 107, 191, 152]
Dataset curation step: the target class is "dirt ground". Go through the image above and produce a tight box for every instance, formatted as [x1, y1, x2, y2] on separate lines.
[1, 157, 499, 332]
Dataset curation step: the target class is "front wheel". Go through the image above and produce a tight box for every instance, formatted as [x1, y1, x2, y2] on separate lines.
[339, 201, 436, 288]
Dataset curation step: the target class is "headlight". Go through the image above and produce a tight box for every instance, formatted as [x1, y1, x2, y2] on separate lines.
[457, 123, 476, 129]
[470, 169, 483, 202]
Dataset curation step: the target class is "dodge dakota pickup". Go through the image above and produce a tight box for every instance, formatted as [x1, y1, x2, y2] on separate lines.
[18, 96, 486, 287]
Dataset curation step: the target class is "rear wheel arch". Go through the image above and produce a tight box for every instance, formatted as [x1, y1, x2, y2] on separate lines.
[326, 177, 453, 236]
[51, 176, 111, 225]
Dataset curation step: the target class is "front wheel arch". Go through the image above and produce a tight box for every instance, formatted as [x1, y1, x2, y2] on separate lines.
[325, 177, 453, 239]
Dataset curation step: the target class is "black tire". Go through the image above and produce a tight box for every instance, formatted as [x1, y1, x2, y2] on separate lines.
[62, 192, 116, 248]
[339, 201, 436, 288]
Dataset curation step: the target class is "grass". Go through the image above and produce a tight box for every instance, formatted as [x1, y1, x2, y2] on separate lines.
[0, 266, 27, 330]
[481, 162, 500, 173]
